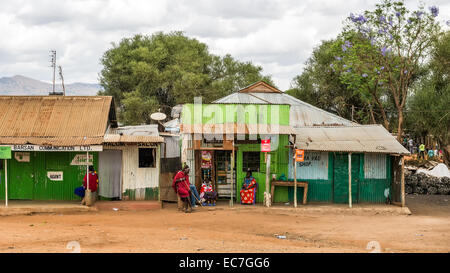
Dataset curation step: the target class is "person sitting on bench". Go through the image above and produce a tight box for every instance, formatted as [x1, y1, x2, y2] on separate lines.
[240, 169, 257, 204]
[200, 178, 217, 206]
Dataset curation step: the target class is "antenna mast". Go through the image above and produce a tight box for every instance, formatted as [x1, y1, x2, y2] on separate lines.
[58, 65, 66, 96]
[50, 50, 56, 94]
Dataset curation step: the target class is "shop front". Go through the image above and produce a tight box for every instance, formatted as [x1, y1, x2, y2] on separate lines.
[0, 145, 100, 201]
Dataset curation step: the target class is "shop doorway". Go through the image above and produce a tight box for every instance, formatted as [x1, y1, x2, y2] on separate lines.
[99, 150, 123, 199]
[333, 153, 360, 203]
[197, 150, 236, 200]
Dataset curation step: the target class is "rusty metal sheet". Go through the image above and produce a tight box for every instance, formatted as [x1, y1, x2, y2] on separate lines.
[294, 125, 410, 155]
[0, 96, 114, 146]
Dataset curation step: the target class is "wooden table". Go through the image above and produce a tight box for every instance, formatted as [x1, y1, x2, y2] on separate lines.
[271, 181, 308, 205]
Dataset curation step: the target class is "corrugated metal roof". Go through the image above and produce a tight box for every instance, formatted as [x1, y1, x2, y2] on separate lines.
[0, 96, 114, 146]
[181, 123, 294, 135]
[103, 134, 163, 143]
[213, 92, 355, 127]
[110, 125, 159, 136]
[294, 125, 410, 155]
[104, 125, 163, 143]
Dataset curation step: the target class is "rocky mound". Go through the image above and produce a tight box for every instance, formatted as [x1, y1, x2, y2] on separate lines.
[405, 171, 450, 195]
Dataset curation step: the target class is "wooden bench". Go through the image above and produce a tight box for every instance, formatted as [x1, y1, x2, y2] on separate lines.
[271, 181, 308, 205]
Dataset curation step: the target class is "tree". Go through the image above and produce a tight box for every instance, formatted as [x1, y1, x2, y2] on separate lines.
[208, 54, 274, 101]
[334, 0, 441, 140]
[407, 31, 450, 164]
[331, 33, 392, 129]
[99, 32, 272, 125]
[99, 32, 212, 124]
[287, 39, 373, 124]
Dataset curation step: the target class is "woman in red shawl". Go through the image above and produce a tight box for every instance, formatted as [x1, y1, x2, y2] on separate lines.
[172, 165, 192, 213]
[240, 169, 257, 204]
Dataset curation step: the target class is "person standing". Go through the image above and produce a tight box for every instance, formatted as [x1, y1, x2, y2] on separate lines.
[419, 143, 426, 160]
[172, 165, 192, 213]
[408, 138, 414, 154]
[80, 165, 98, 205]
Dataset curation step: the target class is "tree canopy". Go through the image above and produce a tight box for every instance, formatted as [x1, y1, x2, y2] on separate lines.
[99, 31, 272, 125]
[407, 31, 450, 164]
[286, 39, 370, 124]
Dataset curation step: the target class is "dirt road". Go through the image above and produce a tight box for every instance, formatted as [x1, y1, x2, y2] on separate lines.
[0, 195, 449, 253]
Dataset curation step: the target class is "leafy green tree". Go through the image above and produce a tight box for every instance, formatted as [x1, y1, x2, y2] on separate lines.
[407, 31, 450, 164]
[208, 54, 274, 101]
[333, 0, 441, 140]
[331, 33, 392, 129]
[287, 39, 372, 124]
[99, 32, 272, 125]
[99, 32, 212, 124]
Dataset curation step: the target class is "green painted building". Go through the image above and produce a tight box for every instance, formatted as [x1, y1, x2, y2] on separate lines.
[182, 81, 409, 205]
[0, 96, 117, 201]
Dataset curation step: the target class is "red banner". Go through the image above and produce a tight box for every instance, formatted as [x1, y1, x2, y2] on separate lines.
[261, 139, 271, 152]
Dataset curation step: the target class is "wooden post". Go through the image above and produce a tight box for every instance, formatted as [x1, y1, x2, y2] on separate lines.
[348, 153, 352, 208]
[265, 152, 271, 207]
[4, 159, 7, 207]
[401, 156, 405, 207]
[294, 152, 297, 208]
[230, 141, 235, 207]
[86, 151, 89, 191]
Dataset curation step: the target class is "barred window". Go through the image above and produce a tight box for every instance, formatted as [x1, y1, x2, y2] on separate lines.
[242, 152, 260, 172]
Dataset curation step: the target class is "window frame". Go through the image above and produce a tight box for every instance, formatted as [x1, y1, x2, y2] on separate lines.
[138, 148, 156, 168]
[242, 151, 260, 173]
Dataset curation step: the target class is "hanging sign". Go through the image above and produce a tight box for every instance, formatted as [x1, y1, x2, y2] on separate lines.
[261, 139, 271, 152]
[0, 146, 12, 159]
[10, 145, 102, 152]
[295, 149, 305, 162]
[201, 151, 212, 168]
[15, 152, 30, 162]
[70, 154, 93, 166]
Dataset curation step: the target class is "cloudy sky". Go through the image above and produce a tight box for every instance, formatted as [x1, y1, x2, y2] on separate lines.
[1, 0, 449, 90]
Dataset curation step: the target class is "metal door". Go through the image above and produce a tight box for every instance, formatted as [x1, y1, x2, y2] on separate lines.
[333, 153, 359, 203]
[99, 150, 122, 199]
[9, 152, 34, 199]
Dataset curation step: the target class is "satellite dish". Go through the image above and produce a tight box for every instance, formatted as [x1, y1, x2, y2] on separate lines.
[150, 112, 167, 121]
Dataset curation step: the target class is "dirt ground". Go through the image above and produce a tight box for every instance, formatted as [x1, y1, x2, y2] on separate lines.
[0, 195, 449, 253]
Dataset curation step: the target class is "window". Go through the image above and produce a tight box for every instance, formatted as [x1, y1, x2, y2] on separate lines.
[139, 148, 156, 168]
[242, 152, 260, 172]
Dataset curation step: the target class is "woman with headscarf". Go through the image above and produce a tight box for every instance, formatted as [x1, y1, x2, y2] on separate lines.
[240, 169, 257, 204]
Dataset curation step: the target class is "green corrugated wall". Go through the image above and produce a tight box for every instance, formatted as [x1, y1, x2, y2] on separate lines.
[236, 134, 290, 203]
[0, 151, 98, 201]
[182, 104, 290, 125]
[358, 154, 392, 203]
[289, 152, 393, 204]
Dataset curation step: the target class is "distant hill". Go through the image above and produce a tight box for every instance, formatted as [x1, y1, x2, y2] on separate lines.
[0, 75, 102, 96]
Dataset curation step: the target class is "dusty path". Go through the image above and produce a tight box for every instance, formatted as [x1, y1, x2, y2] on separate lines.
[0, 195, 448, 253]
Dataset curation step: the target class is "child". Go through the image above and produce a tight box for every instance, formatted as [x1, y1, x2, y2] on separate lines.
[200, 179, 217, 206]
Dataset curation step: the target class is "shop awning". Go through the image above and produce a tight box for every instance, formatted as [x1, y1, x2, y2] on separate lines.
[294, 125, 410, 155]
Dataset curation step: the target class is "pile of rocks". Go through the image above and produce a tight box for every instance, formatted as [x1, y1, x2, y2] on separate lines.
[405, 171, 450, 195]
